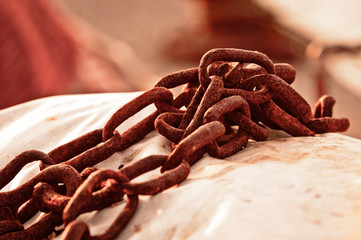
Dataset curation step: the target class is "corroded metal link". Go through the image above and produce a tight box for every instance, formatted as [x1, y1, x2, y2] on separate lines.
[33, 180, 125, 218]
[92, 194, 138, 240]
[0, 47, 351, 240]
[154, 67, 199, 89]
[208, 61, 235, 78]
[226, 110, 269, 141]
[61, 221, 90, 240]
[162, 121, 226, 172]
[248, 103, 281, 130]
[274, 63, 296, 84]
[240, 74, 312, 123]
[48, 129, 103, 164]
[185, 148, 207, 166]
[0, 207, 14, 220]
[32, 182, 69, 214]
[223, 63, 243, 87]
[65, 131, 122, 172]
[238, 63, 296, 85]
[0, 220, 23, 236]
[27, 212, 63, 239]
[222, 86, 274, 105]
[103, 87, 174, 141]
[62, 194, 138, 240]
[0, 164, 82, 212]
[178, 86, 205, 130]
[314, 95, 336, 118]
[182, 76, 224, 139]
[203, 95, 251, 122]
[203, 96, 250, 158]
[0, 212, 62, 240]
[207, 129, 249, 159]
[16, 198, 39, 223]
[154, 101, 184, 114]
[117, 110, 160, 151]
[173, 86, 197, 109]
[119, 155, 168, 180]
[0, 150, 54, 189]
[0, 207, 23, 235]
[63, 169, 128, 225]
[80, 167, 98, 180]
[123, 160, 190, 195]
[155, 112, 185, 143]
[306, 117, 350, 133]
[199, 48, 275, 88]
[260, 100, 315, 136]
[215, 121, 237, 145]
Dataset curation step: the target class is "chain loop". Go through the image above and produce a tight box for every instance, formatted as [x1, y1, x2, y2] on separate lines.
[0, 48, 350, 239]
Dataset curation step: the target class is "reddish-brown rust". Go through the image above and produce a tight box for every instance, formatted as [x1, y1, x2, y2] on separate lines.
[240, 74, 312, 123]
[154, 101, 184, 114]
[207, 61, 235, 78]
[207, 129, 249, 159]
[48, 129, 103, 164]
[103, 87, 174, 141]
[0, 207, 13, 220]
[274, 63, 296, 84]
[182, 76, 224, 138]
[162, 121, 226, 172]
[123, 160, 190, 195]
[239, 64, 266, 82]
[155, 112, 185, 143]
[154, 67, 199, 89]
[62, 194, 138, 240]
[32, 182, 69, 214]
[203, 96, 251, 158]
[178, 86, 205, 130]
[0, 207, 23, 235]
[0, 164, 82, 212]
[61, 221, 90, 240]
[65, 131, 122, 172]
[63, 169, 128, 225]
[0, 220, 23, 235]
[231, 63, 296, 85]
[119, 155, 168, 180]
[0, 212, 63, 240]
[215, 121, 238, 145]
[222, 86, 274, 104]
[0, 48, 351, 240]
[248, 103, 281, 130]
[33, 180, 125, 218]
[92, 194, 138, 240]
[0, 150, 54, 189]
[185, 148, 207, 166]
[314, 95, 336, 118]
[203, 95, 251, 122]
[226, 110, 269, 141]
[117, 110, 160, 151]
[260, 100, 315, 136]
[173, 86, 197, 109]
[16, 198, 39, 223]
[306, 117, 350, 133]
[80, 167, 98, 180]
[223, 63, 243, 87]
[199, 48, 275, 88]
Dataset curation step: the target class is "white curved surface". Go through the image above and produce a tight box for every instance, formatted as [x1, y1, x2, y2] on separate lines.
[0, 93, 361, 240]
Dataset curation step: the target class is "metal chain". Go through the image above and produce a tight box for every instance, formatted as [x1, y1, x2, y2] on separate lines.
[0, 48, 350, 240]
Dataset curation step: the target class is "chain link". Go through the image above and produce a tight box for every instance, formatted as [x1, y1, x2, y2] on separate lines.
[0, 48, 350, 239]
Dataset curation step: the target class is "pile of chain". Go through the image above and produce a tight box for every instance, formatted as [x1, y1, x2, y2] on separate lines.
[0, 48, 350, 240]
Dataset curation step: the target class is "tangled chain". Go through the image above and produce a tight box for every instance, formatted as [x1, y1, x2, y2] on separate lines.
[0, 48, 349, 239]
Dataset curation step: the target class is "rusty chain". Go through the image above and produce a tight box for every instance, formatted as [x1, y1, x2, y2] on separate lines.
[0, 48, 350, 240]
